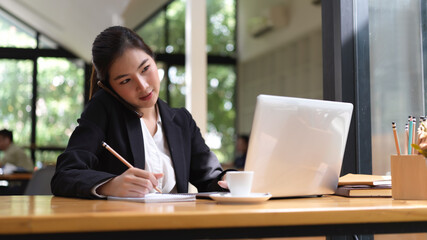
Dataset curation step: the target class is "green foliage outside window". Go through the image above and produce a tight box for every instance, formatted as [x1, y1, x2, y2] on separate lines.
[207, 65, 236, 163]
[36, 57, 84, 147]
[166, 0, 186, 54]
[0, 59, 33, 145]
[167, 65, 186, 108]
[157, 62, 168, 100]
[138, 0, 235, 56]
[136, 12, 166, 53]
[207, 0, 236, 56]
[0, 58, 84, 164]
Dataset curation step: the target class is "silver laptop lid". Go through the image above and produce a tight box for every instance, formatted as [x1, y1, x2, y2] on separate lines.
[244, 95, 353, 197]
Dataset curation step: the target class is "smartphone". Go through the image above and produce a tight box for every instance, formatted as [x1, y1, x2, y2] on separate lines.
[97, 81, 143, 118]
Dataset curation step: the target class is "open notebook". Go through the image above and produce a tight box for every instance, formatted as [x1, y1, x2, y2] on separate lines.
[108, 193, 196, 203]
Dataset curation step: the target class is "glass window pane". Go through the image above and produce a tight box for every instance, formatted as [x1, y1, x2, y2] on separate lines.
[168, 65, 186, 108]
[135, 0, 236, 56]
[136, 11, 166, 53]
[0, 59, 33, 145]
[367, 0, 424, 174]
[0, 8, 37, 48]
[39, 35, 58, 49]
[35, 150, 62, 165]
[207, 0, 236, 56]
[157, 61, 168, 101]
[207, 64, 236, 163]
[167, 0, 186, 54]
[36, 58, 84, 147]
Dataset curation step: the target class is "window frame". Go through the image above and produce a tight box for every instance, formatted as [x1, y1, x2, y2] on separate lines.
[321, 0, 373, 175]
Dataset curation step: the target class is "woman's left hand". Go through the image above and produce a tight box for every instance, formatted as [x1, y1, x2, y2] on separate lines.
[218, 180, 228, 189]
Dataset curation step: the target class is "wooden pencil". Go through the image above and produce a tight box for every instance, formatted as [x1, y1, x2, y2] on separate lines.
[102, 141, 162, 193]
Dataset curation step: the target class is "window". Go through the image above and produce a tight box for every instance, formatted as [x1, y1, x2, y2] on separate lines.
[207, 64, 236, 160]
[136, 11, 166, 53]
[0, 59, 33, 145]
[167, 0, 186, 54]
[36, 58, 84, 163]
[366, 0, 425, 174]
[0, 9, 84, 166]
[207, 0, 236, 56]
[167, 65, 186, 108]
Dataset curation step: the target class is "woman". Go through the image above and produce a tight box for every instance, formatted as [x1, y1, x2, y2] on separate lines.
[51, 26, 229, 199]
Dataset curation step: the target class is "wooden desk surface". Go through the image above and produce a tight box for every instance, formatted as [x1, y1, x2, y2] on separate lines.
[2, 195, 427, 235]
[0, 173, 32, 181]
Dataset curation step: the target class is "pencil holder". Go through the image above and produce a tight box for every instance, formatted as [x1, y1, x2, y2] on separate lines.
[391, 155, 427, 200]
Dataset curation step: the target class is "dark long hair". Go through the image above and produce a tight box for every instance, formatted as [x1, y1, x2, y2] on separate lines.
[89, 26, 154, 99]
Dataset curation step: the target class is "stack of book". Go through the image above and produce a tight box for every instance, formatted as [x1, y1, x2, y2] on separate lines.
[335, 173, 392, 197]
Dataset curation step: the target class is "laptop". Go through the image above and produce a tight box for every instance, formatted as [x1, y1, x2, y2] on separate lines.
[244, 94, 353, 198]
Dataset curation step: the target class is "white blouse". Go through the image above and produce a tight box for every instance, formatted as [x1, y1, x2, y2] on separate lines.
[140, 109, 177, 193]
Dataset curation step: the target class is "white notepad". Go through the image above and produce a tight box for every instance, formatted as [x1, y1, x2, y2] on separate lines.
[107, 193, 196, 203]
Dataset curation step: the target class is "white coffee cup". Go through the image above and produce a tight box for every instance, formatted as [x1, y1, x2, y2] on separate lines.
[226, 171, 254, 196]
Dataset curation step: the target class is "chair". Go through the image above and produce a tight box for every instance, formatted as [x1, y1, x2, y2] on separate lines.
[24, 165, 55, 195]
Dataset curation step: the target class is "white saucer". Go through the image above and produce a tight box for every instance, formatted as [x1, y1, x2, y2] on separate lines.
[209, 193, 272, 204]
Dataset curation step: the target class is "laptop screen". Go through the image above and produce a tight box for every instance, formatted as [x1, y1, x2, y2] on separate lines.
[244, 95, 353, 197]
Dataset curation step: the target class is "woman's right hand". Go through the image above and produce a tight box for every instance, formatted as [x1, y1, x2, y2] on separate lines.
[96, 168, 163, 197]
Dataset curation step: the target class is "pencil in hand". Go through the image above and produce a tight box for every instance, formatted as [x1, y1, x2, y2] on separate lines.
[101, 141, 162, 193]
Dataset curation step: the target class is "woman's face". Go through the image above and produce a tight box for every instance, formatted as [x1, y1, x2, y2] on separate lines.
[108, 48, 160, 113]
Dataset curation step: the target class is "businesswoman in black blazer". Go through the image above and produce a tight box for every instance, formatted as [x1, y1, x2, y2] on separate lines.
[51, 26, 229, 199]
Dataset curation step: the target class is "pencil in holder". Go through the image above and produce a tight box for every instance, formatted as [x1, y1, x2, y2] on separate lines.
[391, 155, 427, 200]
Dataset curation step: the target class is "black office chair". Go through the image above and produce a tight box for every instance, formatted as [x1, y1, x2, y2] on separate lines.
[24, 165, 55, 195]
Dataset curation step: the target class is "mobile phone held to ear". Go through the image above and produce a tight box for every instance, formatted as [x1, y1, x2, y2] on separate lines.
[97, 81, 143, 118]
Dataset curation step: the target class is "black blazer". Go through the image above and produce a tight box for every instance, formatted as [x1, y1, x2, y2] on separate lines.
[51, 90, 225, 199]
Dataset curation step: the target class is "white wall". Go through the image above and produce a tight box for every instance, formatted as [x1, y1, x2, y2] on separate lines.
[238, 0, 321, 63]
[123, 0, 169, 29]
[236, 0, 323, 134]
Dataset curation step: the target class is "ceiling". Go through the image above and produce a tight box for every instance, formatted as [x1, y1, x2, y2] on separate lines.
[0, 0, 169, 62]
[0, 0, 322, 63]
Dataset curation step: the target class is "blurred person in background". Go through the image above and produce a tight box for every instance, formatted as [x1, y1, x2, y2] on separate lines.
[0, 129, 34, 173]
[233, 134, 249, 170]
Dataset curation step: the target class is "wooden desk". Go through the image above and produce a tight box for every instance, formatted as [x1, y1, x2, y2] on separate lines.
[0, 174, 32, 195]
[0, 173, 32, 181]
[1, 195, 427, 239]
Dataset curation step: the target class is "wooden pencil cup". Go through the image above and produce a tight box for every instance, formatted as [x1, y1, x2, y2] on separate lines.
[391, 155, 427, 200]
